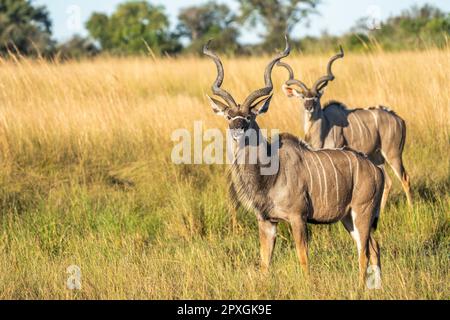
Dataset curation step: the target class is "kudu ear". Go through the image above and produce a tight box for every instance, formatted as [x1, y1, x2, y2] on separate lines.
[207, 95, 228, 116]
[282, 84, 303, 98]
[250, 94, 272, 115]
[316, 89, 324, 97]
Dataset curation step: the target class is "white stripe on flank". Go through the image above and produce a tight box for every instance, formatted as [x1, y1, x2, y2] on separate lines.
[347, 116, 354, 143]
[369, 109, 378, 130]
[354, 112, 367, 142]
[313, 152, 328, 207]
[342, 151, 353, 178]
[323, 152, 339, 203]
[310, 153, 323, 197]
[304, 154, 314, 195]
[362, 112, 374, 141]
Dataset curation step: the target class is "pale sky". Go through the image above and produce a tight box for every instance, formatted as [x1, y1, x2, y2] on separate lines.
[35, 0, 450, 44]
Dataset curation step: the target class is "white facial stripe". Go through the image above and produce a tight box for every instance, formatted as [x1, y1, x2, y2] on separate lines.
[230, 116, 250, 123]
[304, 97, 317, 101]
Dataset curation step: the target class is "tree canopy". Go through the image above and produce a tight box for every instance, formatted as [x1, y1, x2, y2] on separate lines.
[0, 0, 53, 56]
[177, 1, 239, 54]
[86, 1, 181, 55]
[238, 0, 319, 51]
[368, 4, 450, 50]
[0, 1, 449, 58]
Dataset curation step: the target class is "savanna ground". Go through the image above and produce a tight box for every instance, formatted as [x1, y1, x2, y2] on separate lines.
[0, 48, 448, 299]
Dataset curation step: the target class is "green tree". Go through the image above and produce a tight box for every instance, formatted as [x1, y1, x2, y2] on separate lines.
[86, 1, 181, 55]
[177, 1, 239, 54]
[0, 0, 53, 56]
[354, 4, 450, 50]
[238, 0, 319, 51]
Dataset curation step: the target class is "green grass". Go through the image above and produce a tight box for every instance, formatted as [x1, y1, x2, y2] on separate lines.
[0, 154, 448, 299]
[0, 51, 448, 299]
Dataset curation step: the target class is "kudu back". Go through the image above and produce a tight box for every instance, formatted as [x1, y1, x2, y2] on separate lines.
[204, 38, 384, 285]
[277, 48, 412, 209]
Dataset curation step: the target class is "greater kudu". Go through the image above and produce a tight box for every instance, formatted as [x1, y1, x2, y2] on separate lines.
[204, 38, 384, 285]
[277, 48, 412, 209]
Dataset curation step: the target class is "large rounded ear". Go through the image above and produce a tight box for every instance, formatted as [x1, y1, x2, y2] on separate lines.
[207, 95, 228, 116]
[282, 84, 303, 98]
[250, 94, 272, 115]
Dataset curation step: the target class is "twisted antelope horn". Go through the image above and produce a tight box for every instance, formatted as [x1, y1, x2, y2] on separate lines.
[203, 40, 238, 109]
[276, 61, 309, 93]
[313, 45, 344, 94]
[242, 36, 291, 110]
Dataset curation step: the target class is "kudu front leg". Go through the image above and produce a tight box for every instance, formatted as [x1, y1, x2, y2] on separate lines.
[290, 216, 309, 275]
[258, 218, 277, 273]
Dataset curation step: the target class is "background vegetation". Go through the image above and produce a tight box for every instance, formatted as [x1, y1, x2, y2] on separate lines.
[0, 47, 448, 299]
[0, 0, 449, 58]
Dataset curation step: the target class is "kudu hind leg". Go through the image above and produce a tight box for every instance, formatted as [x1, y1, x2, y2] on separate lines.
[386, 155, 412, 207]
[380, 166, 392, 211]
[342, 213, 370, 287]
[258, 219, 277, 273]
[368, 234, 381, 269]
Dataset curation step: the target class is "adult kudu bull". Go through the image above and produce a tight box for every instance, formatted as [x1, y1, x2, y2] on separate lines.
[277, 48, 412, 209]
[203, 38, 384, 285]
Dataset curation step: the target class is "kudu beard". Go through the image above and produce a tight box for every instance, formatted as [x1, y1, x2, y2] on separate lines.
[170, 123, 280, 176]
[228, 128, 280, 176]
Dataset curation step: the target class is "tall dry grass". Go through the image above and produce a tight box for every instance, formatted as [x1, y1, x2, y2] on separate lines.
[0, 48, 448, 299]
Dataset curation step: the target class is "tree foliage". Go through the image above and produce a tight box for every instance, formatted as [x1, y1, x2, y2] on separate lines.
[1, 1, 449, 58]
[295, 4, 450, 53]
[86, 1, 181, 55]
[237, 0, 319, 51]
[0, 0, 53, 56]
[368, 4, 450, 50]
[177, 1, 239, 54]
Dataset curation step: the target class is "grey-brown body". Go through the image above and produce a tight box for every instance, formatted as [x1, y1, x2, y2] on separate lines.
[231, 131, 384, 226]
[278, 49, 412, 208]
[302, 102, 411, 209]
[204, 37, 384, 285]
[228, 124, 384, 284]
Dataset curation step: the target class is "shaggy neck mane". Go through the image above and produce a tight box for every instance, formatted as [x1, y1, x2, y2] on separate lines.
[228, 125, 279, 218]
[227, 129, 313, 218]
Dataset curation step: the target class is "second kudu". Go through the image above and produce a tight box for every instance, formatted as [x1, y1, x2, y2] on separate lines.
[204, 38, 384, 285]
[277, 48, 412, 209]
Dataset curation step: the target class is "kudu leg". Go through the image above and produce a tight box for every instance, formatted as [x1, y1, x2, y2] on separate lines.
[387, 156, 413, 207]
[401, 171, 413, 207]
[342, 213, 370, 287]
[290, 216, 309, 275]
[258, 219, 277, 273]
[380, 166, 392, 211]
[368, 234, 381, 269]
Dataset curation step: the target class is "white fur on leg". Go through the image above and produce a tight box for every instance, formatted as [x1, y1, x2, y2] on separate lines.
[350, 210, 362, 255]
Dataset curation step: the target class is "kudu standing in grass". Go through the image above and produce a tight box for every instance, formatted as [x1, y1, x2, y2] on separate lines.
[203, 38, 384, 285]
[277, 48, 412, 209]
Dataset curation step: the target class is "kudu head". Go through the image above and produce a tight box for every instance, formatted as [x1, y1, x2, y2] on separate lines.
[277, 46, 344, 115]
[204, 37, 290, 141]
